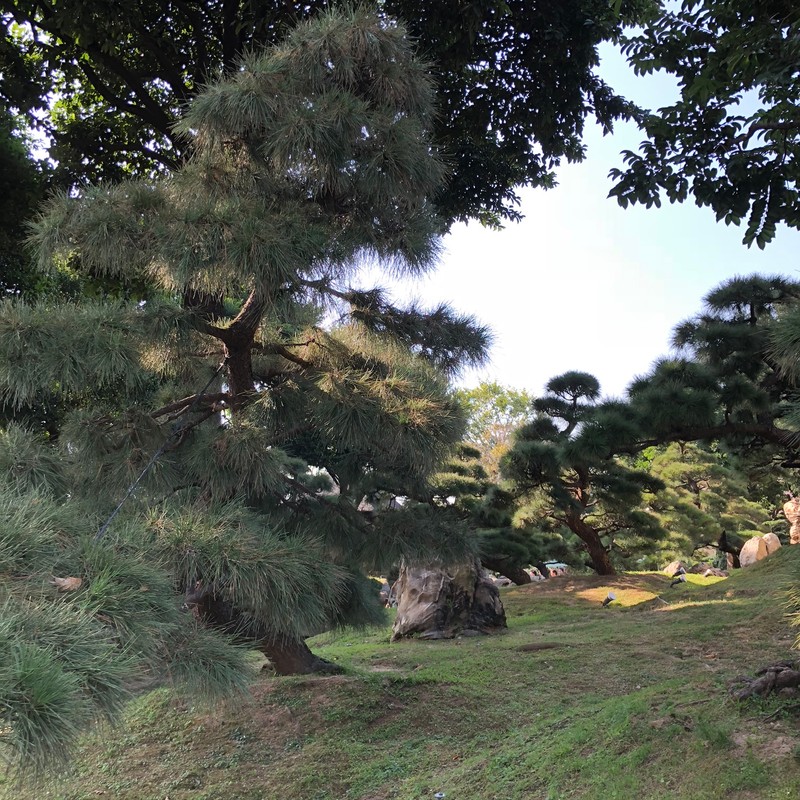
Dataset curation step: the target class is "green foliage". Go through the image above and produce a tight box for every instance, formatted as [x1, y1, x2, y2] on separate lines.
[502, 372, 665, 574]
[453, 381, 534, 481]
[632, 442, 775, 568]
[611, 1, 800, 248]
[0, 8, 488, 775]
[0, 109, 45, 298]
[0, 485, 253, 777]
[630, 275, 800, 446]
[0, 0, 650, 224]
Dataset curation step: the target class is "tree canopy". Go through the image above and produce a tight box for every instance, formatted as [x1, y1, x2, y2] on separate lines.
[610, 0, 800, 247]
[0, 109, 45, 297]
[454, 381, 534, 480]
[0, 0, 651, 224]
[633, 441, 778, 568]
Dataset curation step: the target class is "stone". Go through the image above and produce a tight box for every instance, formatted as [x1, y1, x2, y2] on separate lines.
[390, 560, 506, 641]
[783, 496, 800, 545]
[762, 532, 782, 554]
[663, 560, 687, 577]
[739, 536, 768, 567]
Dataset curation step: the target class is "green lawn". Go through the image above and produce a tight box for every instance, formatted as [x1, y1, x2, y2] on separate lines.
[6, 549, 800, 800]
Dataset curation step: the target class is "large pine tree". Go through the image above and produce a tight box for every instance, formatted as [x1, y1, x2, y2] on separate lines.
[501, 371, 665, 575]
[0, 7, 489, 774]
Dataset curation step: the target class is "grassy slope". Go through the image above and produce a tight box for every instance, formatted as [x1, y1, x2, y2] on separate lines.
[5, 549, 800, 800]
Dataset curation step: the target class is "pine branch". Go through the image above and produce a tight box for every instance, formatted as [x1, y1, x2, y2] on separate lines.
[164, 408, 219, 451]
[151, 393, 228, 420]
[626, 421, 797, 455]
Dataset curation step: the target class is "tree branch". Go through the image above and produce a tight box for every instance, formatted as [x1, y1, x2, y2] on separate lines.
[77, 60, 175, 144]
[735, 120, 800, 147]
[263, 343, 315, 370]
[619, 421, 798, 456]
[151, 392, 228, 420]
[125, 18, 193, 103]
[164, 407, 219, 451]
[172, 0, 212, 87]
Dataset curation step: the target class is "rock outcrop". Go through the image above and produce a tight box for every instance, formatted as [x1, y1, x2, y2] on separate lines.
[391, 561, 507, 641]
[663, 560, 688, 577]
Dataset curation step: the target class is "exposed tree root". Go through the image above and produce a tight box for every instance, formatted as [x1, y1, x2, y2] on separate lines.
[730, 660, 800, 700]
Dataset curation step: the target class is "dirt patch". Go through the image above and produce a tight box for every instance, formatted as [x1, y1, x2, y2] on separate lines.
[732, 727, 797, 761]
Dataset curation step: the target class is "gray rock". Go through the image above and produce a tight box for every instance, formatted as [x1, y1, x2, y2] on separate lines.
[391, 561, 506, 641]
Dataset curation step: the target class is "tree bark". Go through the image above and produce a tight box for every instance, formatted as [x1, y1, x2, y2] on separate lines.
[258, 634, 343, 676]
[481, 557, 532, 585]
[184, 581, 341, 676]
[225, 343, 256, 403]
[565, 512, 616, 575]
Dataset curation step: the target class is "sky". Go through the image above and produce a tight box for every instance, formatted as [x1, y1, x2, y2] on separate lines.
[360, 44, 800, 400]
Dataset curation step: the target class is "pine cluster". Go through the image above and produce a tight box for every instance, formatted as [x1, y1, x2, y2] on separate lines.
[0, 7, 489, 775]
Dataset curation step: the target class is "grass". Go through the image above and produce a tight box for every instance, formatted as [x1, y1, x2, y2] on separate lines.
[4, 548, 800, 800]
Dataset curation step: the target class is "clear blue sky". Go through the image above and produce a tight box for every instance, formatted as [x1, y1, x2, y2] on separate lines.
[362, 44, 800, 399]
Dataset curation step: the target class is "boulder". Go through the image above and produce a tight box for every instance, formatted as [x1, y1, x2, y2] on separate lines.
[391, 560, 507, 642]
[739, 536, 768, 567]
[762, 532, 782, 554]
[663, 560, 687, 577]
[783, 496, 800, 545]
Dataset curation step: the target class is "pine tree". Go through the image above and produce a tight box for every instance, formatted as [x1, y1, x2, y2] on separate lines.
[423, 441, 538, 585]
[0, 7, 489, 775]
[635, 442, 777, 568]
[501, 372, 665, 575]
[499, 278, 800, 576]
[629, 275, 800, 457]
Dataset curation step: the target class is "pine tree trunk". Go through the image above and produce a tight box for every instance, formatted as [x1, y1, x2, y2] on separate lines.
[258, 634, 343, 676]
[481, 557, 532, 585]
[583, 537, 616, 575]
[566, 512, 617, 575]
[185, 583, 342, 676]
[225, 344, 255, 402]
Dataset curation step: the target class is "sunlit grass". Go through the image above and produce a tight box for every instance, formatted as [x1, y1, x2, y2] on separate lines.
[6, 550, 800, 800]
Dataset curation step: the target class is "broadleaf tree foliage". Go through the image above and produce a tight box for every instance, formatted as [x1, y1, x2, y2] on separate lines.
[454, 381, 535, 480]
[0, 8, 490, 774]
[0, 109, 45, 297]
[0, 0, 652, 224]
[610, 0, 800, 248]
